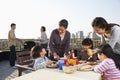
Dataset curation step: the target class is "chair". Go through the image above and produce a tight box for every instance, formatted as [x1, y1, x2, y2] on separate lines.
[16, 50, 35, 76]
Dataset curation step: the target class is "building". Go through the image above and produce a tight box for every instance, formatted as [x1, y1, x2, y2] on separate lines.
[76, 31, 84, 38]
[71, 33, 76, 39]
[86, 31, 100, 39]
[92, 32, 100, 38]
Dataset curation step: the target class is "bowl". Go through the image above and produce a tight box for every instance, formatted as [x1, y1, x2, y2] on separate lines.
[63, 66, 76, 74]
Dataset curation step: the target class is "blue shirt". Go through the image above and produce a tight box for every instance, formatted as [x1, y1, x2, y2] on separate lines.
[33, 56, 49, 70]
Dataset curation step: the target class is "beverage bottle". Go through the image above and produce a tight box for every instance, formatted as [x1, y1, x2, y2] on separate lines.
[70, 49, 74, 59]
[71, 49, 75, 59]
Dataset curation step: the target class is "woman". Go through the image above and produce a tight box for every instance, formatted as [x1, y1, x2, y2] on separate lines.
[40, 26, 48, 50]
[92, 17, 120, 55]
[49, 19, 70, 60]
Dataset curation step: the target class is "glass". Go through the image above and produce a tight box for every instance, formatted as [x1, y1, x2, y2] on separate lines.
[87, 49, 93, 57]
[58, 60, 64, 70]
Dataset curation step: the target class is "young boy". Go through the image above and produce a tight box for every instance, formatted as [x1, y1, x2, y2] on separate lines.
[77, 38, 97, 62]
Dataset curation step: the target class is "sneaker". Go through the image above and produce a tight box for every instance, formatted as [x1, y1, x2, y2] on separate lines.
[12, 66, 17, 69]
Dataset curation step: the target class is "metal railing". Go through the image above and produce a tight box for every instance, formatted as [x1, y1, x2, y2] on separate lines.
[70, 38, 101, 49]
[0, 38, 101, 51]
[0, 39, 33, 51]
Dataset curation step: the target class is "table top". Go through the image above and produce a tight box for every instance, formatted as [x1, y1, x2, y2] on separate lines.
[12, 68, 101, 80]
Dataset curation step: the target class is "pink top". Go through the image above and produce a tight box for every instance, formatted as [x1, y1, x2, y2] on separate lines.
[94, 58, 120, 80]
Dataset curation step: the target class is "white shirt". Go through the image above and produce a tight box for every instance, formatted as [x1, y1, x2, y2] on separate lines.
[40, 32, 48, 44]
[101, 25, 120, 54]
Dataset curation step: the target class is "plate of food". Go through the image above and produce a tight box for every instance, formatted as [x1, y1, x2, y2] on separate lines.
[46, 61, 58, 68]
[86, 62, 97, 65]
[79, 60, 86, 64]
[74, 63, 93, 71]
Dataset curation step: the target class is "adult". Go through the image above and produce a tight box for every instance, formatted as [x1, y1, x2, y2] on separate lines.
[92, 17, 120, 55]
[8, 23, 22, 68]
[40, 26, 48, 50]
[49, 19, 70, 60]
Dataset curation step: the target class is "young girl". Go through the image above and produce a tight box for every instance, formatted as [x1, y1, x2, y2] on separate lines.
[31, 45, 52, 70]
[77, 38, 97, 62]
[94, 44, 120, 80]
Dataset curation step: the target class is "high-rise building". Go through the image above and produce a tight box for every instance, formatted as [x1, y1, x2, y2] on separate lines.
[86, 31, 100, 38]
[86, 32, 92, 38]
[71, 33, 75, 39]
[92, 32, 100, 38]
[76, 31, 84, 38]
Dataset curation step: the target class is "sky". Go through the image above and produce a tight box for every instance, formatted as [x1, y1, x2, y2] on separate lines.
[0, 0, 120, 39]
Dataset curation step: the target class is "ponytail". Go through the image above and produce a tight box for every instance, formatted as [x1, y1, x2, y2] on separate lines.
[106, 23, 120, 31]
[113, 53, 120, 70]
[98, 44, 120, 69]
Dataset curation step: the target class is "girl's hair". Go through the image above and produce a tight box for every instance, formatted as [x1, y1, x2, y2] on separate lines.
[31, 46, 43, 59]
[92, 17, 120, 31]
[97, 44, 120, 69]
[41, 26, 46, 32]
[82, 38, 93, 49]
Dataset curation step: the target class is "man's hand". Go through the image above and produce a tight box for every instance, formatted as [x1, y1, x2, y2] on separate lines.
[16, 38, 23, 44]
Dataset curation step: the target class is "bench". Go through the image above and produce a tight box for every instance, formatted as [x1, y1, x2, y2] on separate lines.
[16, 50, 35, 76]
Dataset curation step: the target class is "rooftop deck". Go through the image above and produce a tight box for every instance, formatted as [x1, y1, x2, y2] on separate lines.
[0, 38, 101, 80]
[0, 60, 31, 80]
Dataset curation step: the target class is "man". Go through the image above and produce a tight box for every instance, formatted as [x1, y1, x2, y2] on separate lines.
[8, 23, 22, 68]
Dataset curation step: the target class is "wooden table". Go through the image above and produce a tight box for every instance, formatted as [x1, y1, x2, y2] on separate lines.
[12, 68, 101, 80]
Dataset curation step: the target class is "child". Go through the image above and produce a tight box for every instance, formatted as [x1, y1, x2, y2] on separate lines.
[31, 45, 52, 70]
[77, 38, 97, 62]
[94, 44, 120, 80]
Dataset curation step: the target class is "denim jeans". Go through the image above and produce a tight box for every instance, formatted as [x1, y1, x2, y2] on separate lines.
[9, 45, 16, 67]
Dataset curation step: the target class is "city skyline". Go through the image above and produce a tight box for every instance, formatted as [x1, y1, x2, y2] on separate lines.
[71, 31, 100, 39]
[0, 0, 120, 39]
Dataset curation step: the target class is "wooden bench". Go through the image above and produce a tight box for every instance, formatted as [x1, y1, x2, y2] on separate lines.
[16, 50, 35, 76]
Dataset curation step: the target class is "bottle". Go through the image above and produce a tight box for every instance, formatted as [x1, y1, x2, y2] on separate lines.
[71, 49, 75, 59]
[70, 49, 75, 59]
[66, 51, 71, 59]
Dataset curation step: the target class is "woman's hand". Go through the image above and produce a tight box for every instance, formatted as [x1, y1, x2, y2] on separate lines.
[53, 53, 60, 60]
[92, 48, 99, 54]
[65, 54, 71, 59]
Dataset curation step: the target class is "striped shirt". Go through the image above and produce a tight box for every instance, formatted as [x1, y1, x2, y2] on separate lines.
[94, 58, 120, 80]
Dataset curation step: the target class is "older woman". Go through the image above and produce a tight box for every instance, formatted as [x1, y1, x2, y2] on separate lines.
[92, 17, 120, 55]
[49, 19, 70, 60]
